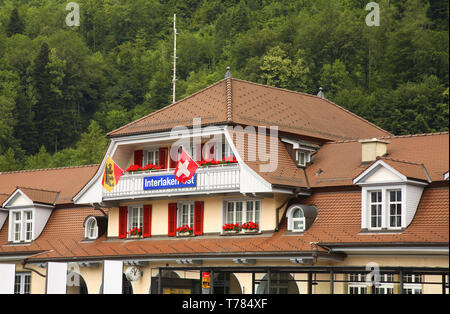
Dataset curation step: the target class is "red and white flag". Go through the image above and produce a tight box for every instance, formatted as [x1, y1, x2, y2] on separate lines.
[174, 149, 198, 184]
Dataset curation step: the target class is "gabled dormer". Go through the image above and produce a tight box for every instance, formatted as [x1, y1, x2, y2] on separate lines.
[2, 187, 59, 243]
[281, 138, 319, 168]
[353, 158, 431, 232]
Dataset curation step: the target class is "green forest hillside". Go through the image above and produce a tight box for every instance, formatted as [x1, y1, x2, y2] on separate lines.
[0, 0, 448, 172]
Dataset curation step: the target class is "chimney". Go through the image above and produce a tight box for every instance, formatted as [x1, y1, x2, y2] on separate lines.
[359, 138, 390, 163]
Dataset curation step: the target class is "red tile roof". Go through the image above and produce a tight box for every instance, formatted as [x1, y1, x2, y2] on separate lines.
[107, 78, 392, 141]
[0, 165, 98, 205]
[1, 187, 446, 262]
[307, 132, 449, 187]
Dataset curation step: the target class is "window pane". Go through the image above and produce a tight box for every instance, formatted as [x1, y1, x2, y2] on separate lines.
[15, 275, 21, 294]
[235, 202, 243, 224]
[255, 201, 260, 224]
[227, 202, 234, 224]
[246, 201, 253, 221]
[24, 275, 31, 294]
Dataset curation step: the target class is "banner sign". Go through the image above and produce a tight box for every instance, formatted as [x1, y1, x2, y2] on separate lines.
[143, 174, 197, 190]
[202, 272, 211, 289]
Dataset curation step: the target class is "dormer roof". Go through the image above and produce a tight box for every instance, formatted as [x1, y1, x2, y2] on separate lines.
[353, 157, 431, 185]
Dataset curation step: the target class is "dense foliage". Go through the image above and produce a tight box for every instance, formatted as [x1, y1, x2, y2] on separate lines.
[0, 0, 448, 172]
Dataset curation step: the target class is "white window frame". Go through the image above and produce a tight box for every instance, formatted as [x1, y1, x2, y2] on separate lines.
[348, 274, 368, 295]
[15, 272, 31, 294]
[127, 205, 143, 237]
[295, 150, 310, 167]
[403, 274, 422, 294]
[10, 209, 34, 243]
[363, 185, 407, 231]
[388, 189, 402, 228]
[85, 217, 98, 240]
[289, 206, 306, 232]
[178, 201, 195, 231]
[369, 190, 383, 229]
[223, 199, 261, 232]
[143, 149, 160, 167]
[375, 274, 394, 294]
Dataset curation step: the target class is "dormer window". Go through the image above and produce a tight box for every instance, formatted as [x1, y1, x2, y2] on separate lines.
[291, 207, 305, 232]
[296, 150, 310, 167]
[286, 204, 317, 233]
[354, 158, 430, 232]
[12, 210, 33, 243]
[85, 216, 99, 240]
[280, 137, 318, 168]
[3, 187, 58, 244]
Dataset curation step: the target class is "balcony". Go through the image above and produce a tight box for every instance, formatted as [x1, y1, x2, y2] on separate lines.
[103, 164, 240, 200]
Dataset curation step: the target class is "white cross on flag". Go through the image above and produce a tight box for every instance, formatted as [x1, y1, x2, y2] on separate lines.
[174, 149, 199, 184]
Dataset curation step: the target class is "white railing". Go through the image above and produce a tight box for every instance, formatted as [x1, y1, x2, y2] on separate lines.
[103, 164, 240, 200]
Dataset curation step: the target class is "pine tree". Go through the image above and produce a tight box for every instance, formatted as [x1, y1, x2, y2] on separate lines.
[6, 8, 25, 37]
[31, 42, 55, 153]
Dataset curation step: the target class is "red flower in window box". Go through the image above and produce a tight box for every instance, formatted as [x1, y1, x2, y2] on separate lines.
[128, 227, 142, 236]
[241, 222, 259, 232]
[176, 225, 193, 235]
[222, 223, 241, 232]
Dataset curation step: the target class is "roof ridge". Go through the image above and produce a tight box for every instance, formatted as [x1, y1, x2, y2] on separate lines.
[107, 79, 227, 137]
[16, 186, 61, 194]
[231, 78, 393, 137]
[380, 157, 425, 166]
[326, 131, 450, 145]
[226, 77, 233, 122]
[380, 131, 449, 140]
[0, 164, 99, 175]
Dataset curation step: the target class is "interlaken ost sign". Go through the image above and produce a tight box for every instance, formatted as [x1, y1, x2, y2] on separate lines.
[143, 174, 197, 190]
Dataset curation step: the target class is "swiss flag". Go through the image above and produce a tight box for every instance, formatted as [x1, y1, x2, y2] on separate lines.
[174, 149, 199, 184]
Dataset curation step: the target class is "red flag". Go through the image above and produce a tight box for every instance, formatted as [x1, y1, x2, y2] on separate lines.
[174, 149, 198, 184]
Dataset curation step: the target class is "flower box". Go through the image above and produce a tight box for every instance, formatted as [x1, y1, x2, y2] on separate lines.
[176, 225, 193, 236]
[222, 223, 242, 233]
[128, 234, 141, 239]
[126, 164, 162, 174]
[178, 232, 193, 237]
[128, 227, 142, 238]
[241, 222, 259, 233]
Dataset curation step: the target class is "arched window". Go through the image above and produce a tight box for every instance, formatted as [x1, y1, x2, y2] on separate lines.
[291, 207, 305, 232]
[85, 217, 98, 240]
[287, 205, 307, 232]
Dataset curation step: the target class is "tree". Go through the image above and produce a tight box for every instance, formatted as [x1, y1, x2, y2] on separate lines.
[6, 8, 24, 37]
[72, 120, 108, 165]
[25, 146, 52, 170]
[260, 46, 309, 91]
[0, 70, 19, 154]
[319, 59, 352, 99]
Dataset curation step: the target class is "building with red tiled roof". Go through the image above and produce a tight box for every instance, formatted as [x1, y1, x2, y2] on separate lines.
[0, 78, 448, 295]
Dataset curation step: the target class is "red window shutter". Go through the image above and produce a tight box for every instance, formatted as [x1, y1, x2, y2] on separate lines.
[134, 150, 143, 166]
[168, 203, 177, 237]
[143, 205, 152, 238]
[194, 201, 204, 236]
[169, 147, 179, 169]
[118, 206, 127, 239]
[159, 147, 168, 169]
